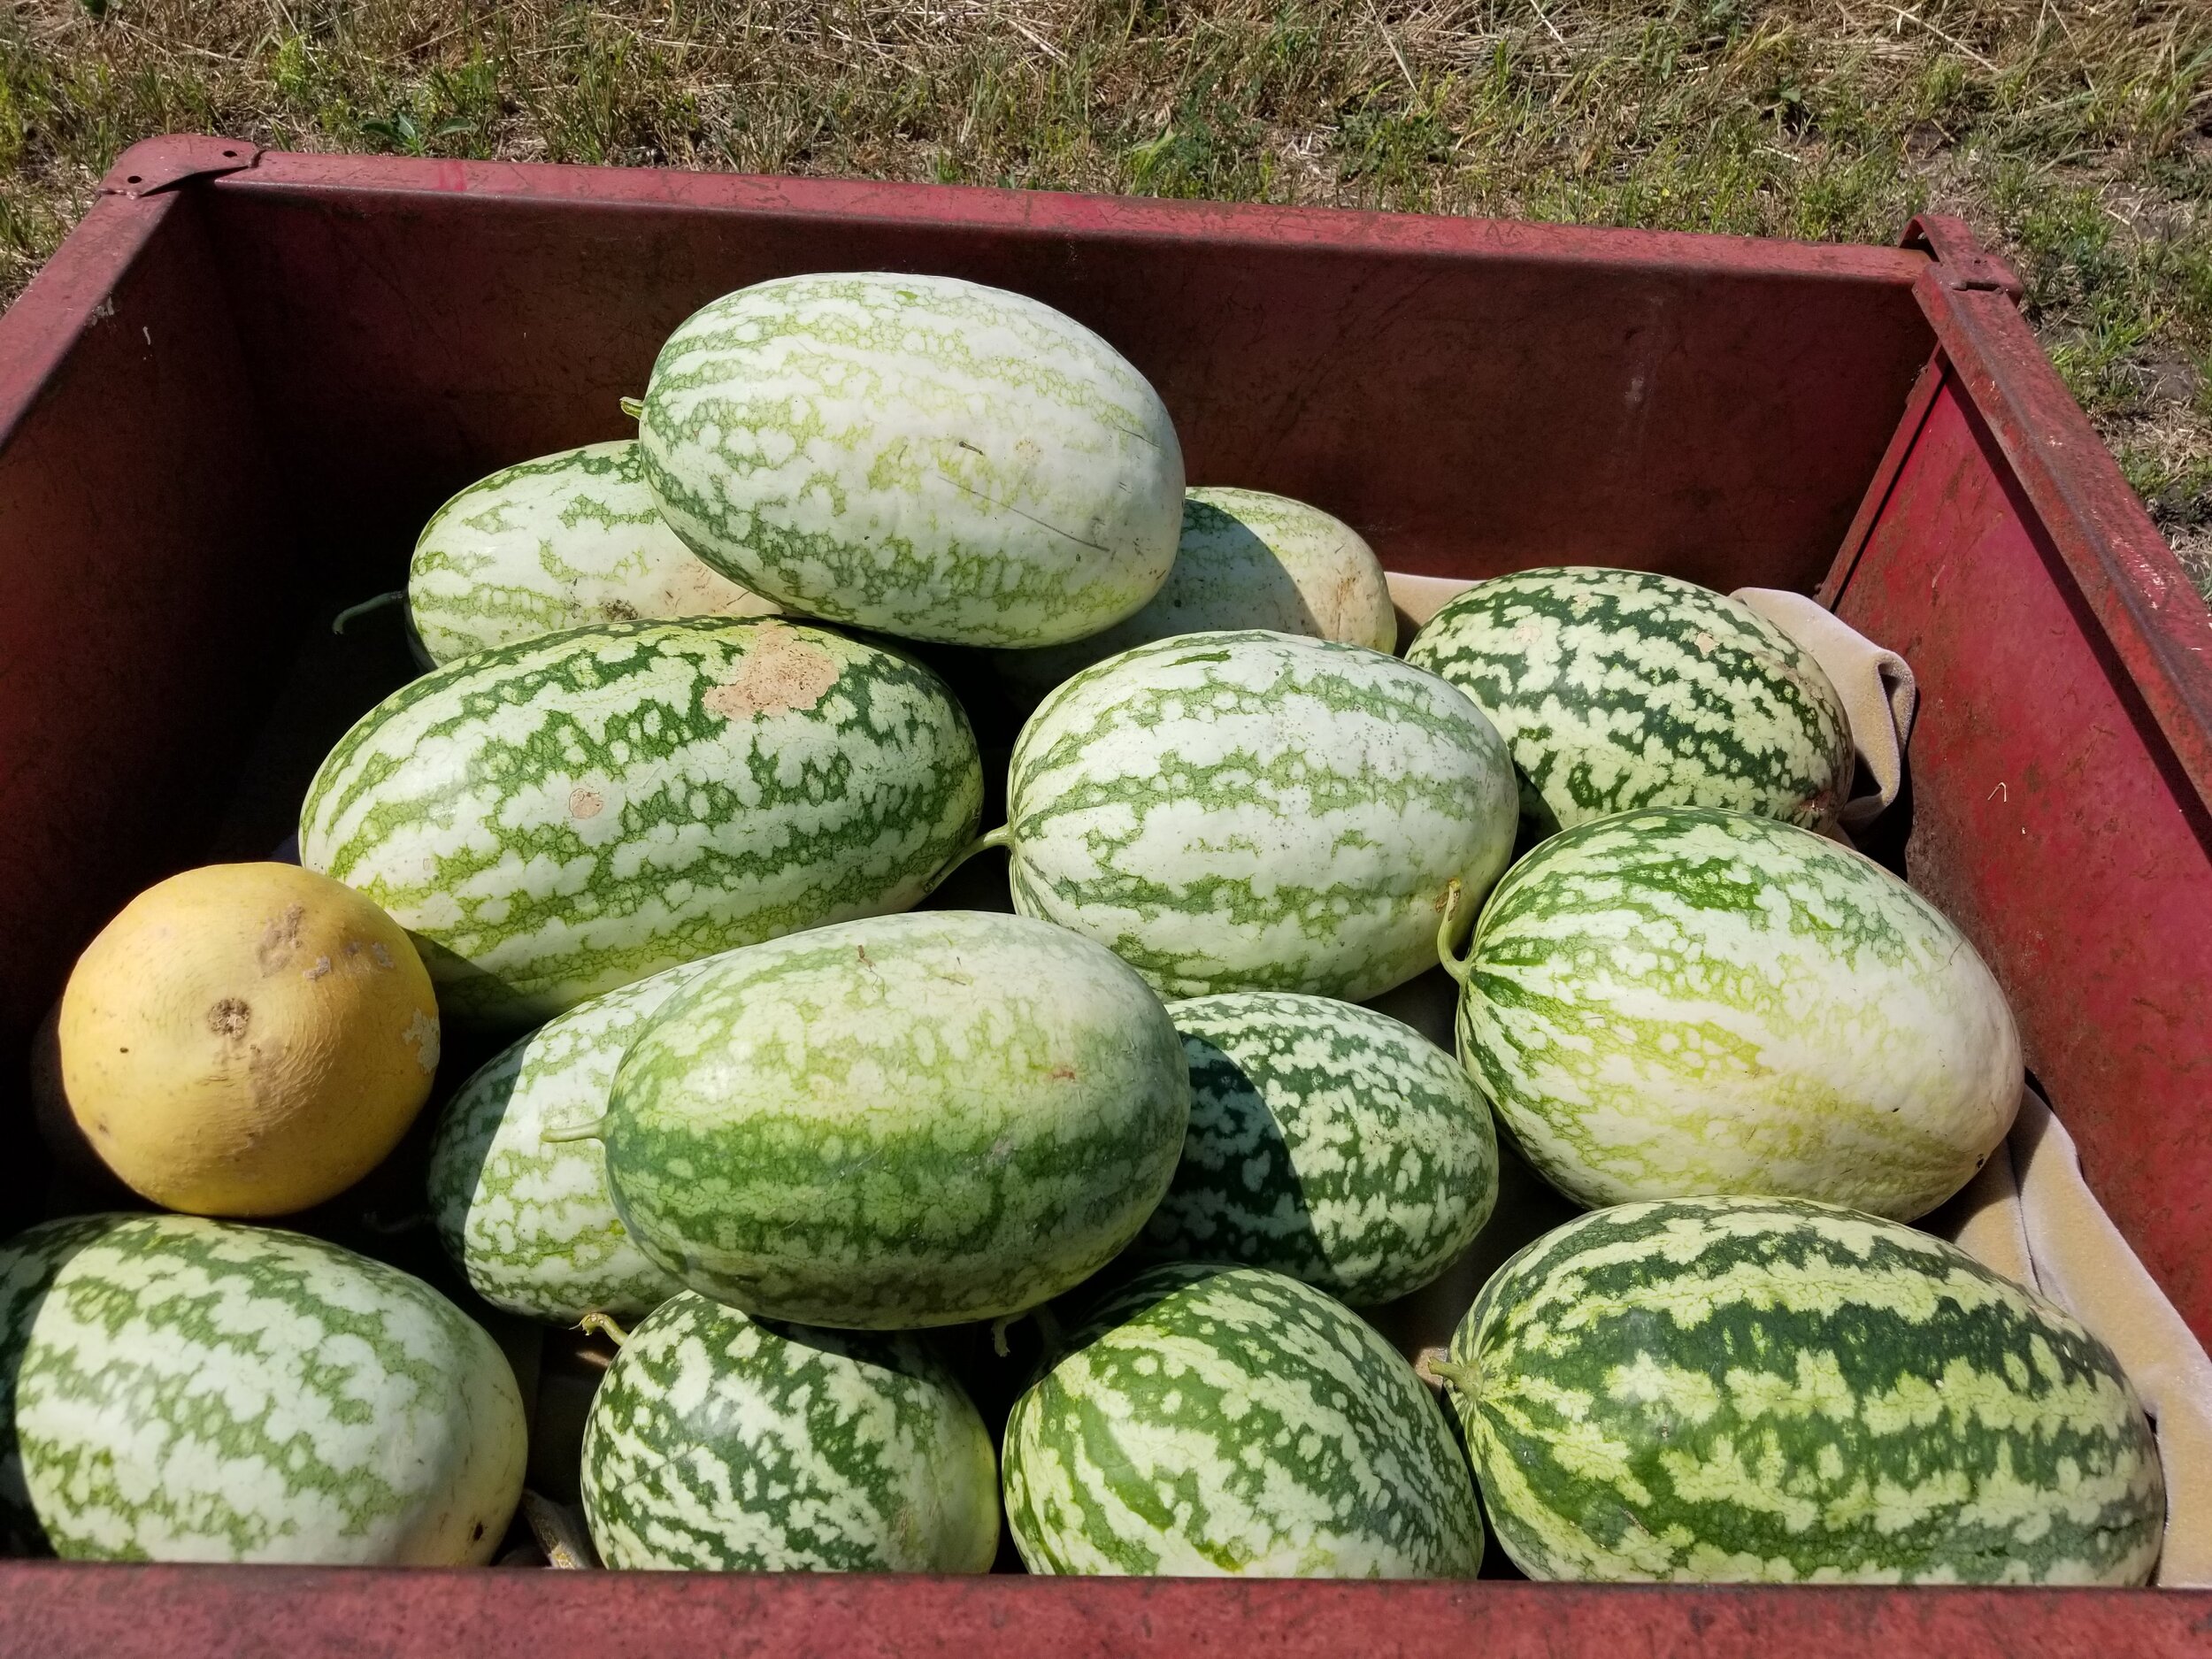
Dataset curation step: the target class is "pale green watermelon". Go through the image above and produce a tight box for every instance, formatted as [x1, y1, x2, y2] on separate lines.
[1004, 629, 1517, 1001]
[996, 487, 1398, 695]
[1448, 807, 2021, 1219]
[581, 1291, 998, 1571]
[1138, 992, 1497, 1305]
[0, 1214, 525, 1563]
[426, 962, 704, 1324]
[408, 440, 779, 664]
[1441, 1195, 2163, 1584]
[1002, 1262, 1483, 1577]
[1405, 567, 1854, 838]
[599, 910, 1191, 1328]
[299, 616, 983, 1029]
[639, 272, 1184, 648]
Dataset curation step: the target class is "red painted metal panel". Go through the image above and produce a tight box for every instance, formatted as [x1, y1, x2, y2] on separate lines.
[190, 144, 1934, 601]
[1, 1565, 2208, 1659]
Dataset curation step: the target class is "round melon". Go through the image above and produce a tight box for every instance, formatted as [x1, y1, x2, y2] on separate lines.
[1405, 567, 1854, 838]
[0, 1214, 525, 1563]
[639, 272, 1184, 648]
[581, 1291, 998, 1571]
[1449, 807, 2021, 1219]
[409, 440, 778, 664]
[426, 962, 705, 1325]
[54, 863, 440, 1217]
[1441, 1195, 2162, 1584]
[299, 616, 983, 1030]
[1004, 629, 1517, 1001]
[1137, 992, 1496, 1305]
[599, 910, 1190, 1328]
[1002, 1262, 1483, 1577]
[996, 487, 1397, 695]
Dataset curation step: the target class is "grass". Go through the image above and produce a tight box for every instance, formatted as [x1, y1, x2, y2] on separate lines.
[4, 0, 2209, 580]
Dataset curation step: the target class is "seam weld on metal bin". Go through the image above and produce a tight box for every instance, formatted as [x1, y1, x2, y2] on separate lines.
[3, 135, 2210, 1656]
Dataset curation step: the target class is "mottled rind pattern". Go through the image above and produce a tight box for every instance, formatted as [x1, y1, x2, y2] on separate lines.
[640, 272, 1184, 647]
[581, 1291, 998, 1571]
[1003, 1263, 1484, 1577]
[1006, 630, 1518, 1000]
[1447, 1196, 2164, 1584]
[0, 1215, 525, 1564]
[299, 617, 984, 1029]
[408, 440, 777, 664]
[996, 487, 1398, 694]
[606, 911, 1191, 1327]
[1406, 567, 1854, 837]
[1139, 992, 1497, 1305]
[1458, 808, 2021, 1219]
[427, 963, 704, 1324]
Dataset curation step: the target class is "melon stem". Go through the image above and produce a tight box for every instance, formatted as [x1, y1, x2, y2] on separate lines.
[331, 591, 406, 635]
[1436, 878, 1476, 986]
[926, 824, 1012, 894]
[579, 1312, 630, 1348]
[1425, 1357, 1481, 1394]
[541, 1116, 608, 1145]
[619, 396, 644, 421]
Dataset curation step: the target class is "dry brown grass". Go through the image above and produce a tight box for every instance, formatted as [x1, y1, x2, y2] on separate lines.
[4, 0, 2209, 577]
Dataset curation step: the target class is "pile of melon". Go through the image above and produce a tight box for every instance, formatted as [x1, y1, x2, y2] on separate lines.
[14, 273, 2162, 1586]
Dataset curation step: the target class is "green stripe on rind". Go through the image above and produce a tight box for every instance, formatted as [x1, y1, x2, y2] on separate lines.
[1003, 1263, 1484, 1577]
[1404, 568, 1854, 837]
[1457, 807, 2021, 1220]
[995, 488, 1399, 695]
[0, 1215, 525, 1565]
[1137, 993, 1498, 1305]
[1005, 629, 1517, 1002]
[407, 440, 778, 665]
[606, 910, 1191, 1328]
[427, 962, 705, 1324]
[299, 617, 984, 1030]
[580, 1291, 997, 1571]
[639, 272, 1184, 649]
[1446, 1195, 2162, 1585]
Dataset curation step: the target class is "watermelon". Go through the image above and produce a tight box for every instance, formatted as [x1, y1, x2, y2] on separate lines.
[1002, 630, 1517, 1001]
[1137, 992, 1497, 1305]
[580, 1290, 998, 1571]
[299, 616, 983, 1029]
[1438, 1194, 2164, 1584]
[597, 910, 1190, 1328]
[1002, 1262, 1483, 1577]
[407, 440, 779, 665]
[0, 1214, 525, 1563]
[995, 487, 1398, 695]
[1446, 807, 2020, 1220]
[426, 962, 704, 1325]
[1404, 568, 1854, 838]
[639, 272, 1184, 648]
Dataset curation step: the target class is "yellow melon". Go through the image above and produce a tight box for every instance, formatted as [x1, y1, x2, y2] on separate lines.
[55, 863, 442, 1216]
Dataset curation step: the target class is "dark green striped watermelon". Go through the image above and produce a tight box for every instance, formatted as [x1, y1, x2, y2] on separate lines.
[1405, 567, 1853, 838]
[1439, 1195, 2163, 1584]
[580, 1291, 998, 1571]
[1002, 1262, 1484, 1577]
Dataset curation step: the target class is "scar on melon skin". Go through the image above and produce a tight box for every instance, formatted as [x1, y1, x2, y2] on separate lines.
[704, 625, 840, 719]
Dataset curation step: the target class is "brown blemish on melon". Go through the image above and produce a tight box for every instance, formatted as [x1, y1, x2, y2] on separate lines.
[703, 626, 840, 720]
[569, 787, 605, 820]
[257, 904, 305, 974]
[207, 998, 250, 1039]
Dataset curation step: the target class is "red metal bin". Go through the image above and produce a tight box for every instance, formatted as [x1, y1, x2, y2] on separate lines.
[2, 135, 2209, 1655]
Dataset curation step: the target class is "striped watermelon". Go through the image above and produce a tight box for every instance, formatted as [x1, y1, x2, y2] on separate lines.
[426, 963, 703, 1325]
[0, 1214, 525, 1563]
[299, 617, 983, 1030]
[407, 440, 778, 664]
[996, 487, 1398, 695]
[1438, 1195, 2163, 1584]
[1002, 1262, 1483, 1576]
[1405, 568, 1854, 838]
[1447, 807, 2020, 1219]
[599, 910, 1190, 1328]
[1003, 630, 1517, 1001]
[580, 1291, 998, 1571]
[1137, 992, 1497, 1305]
[639, 272, 1184, 648]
